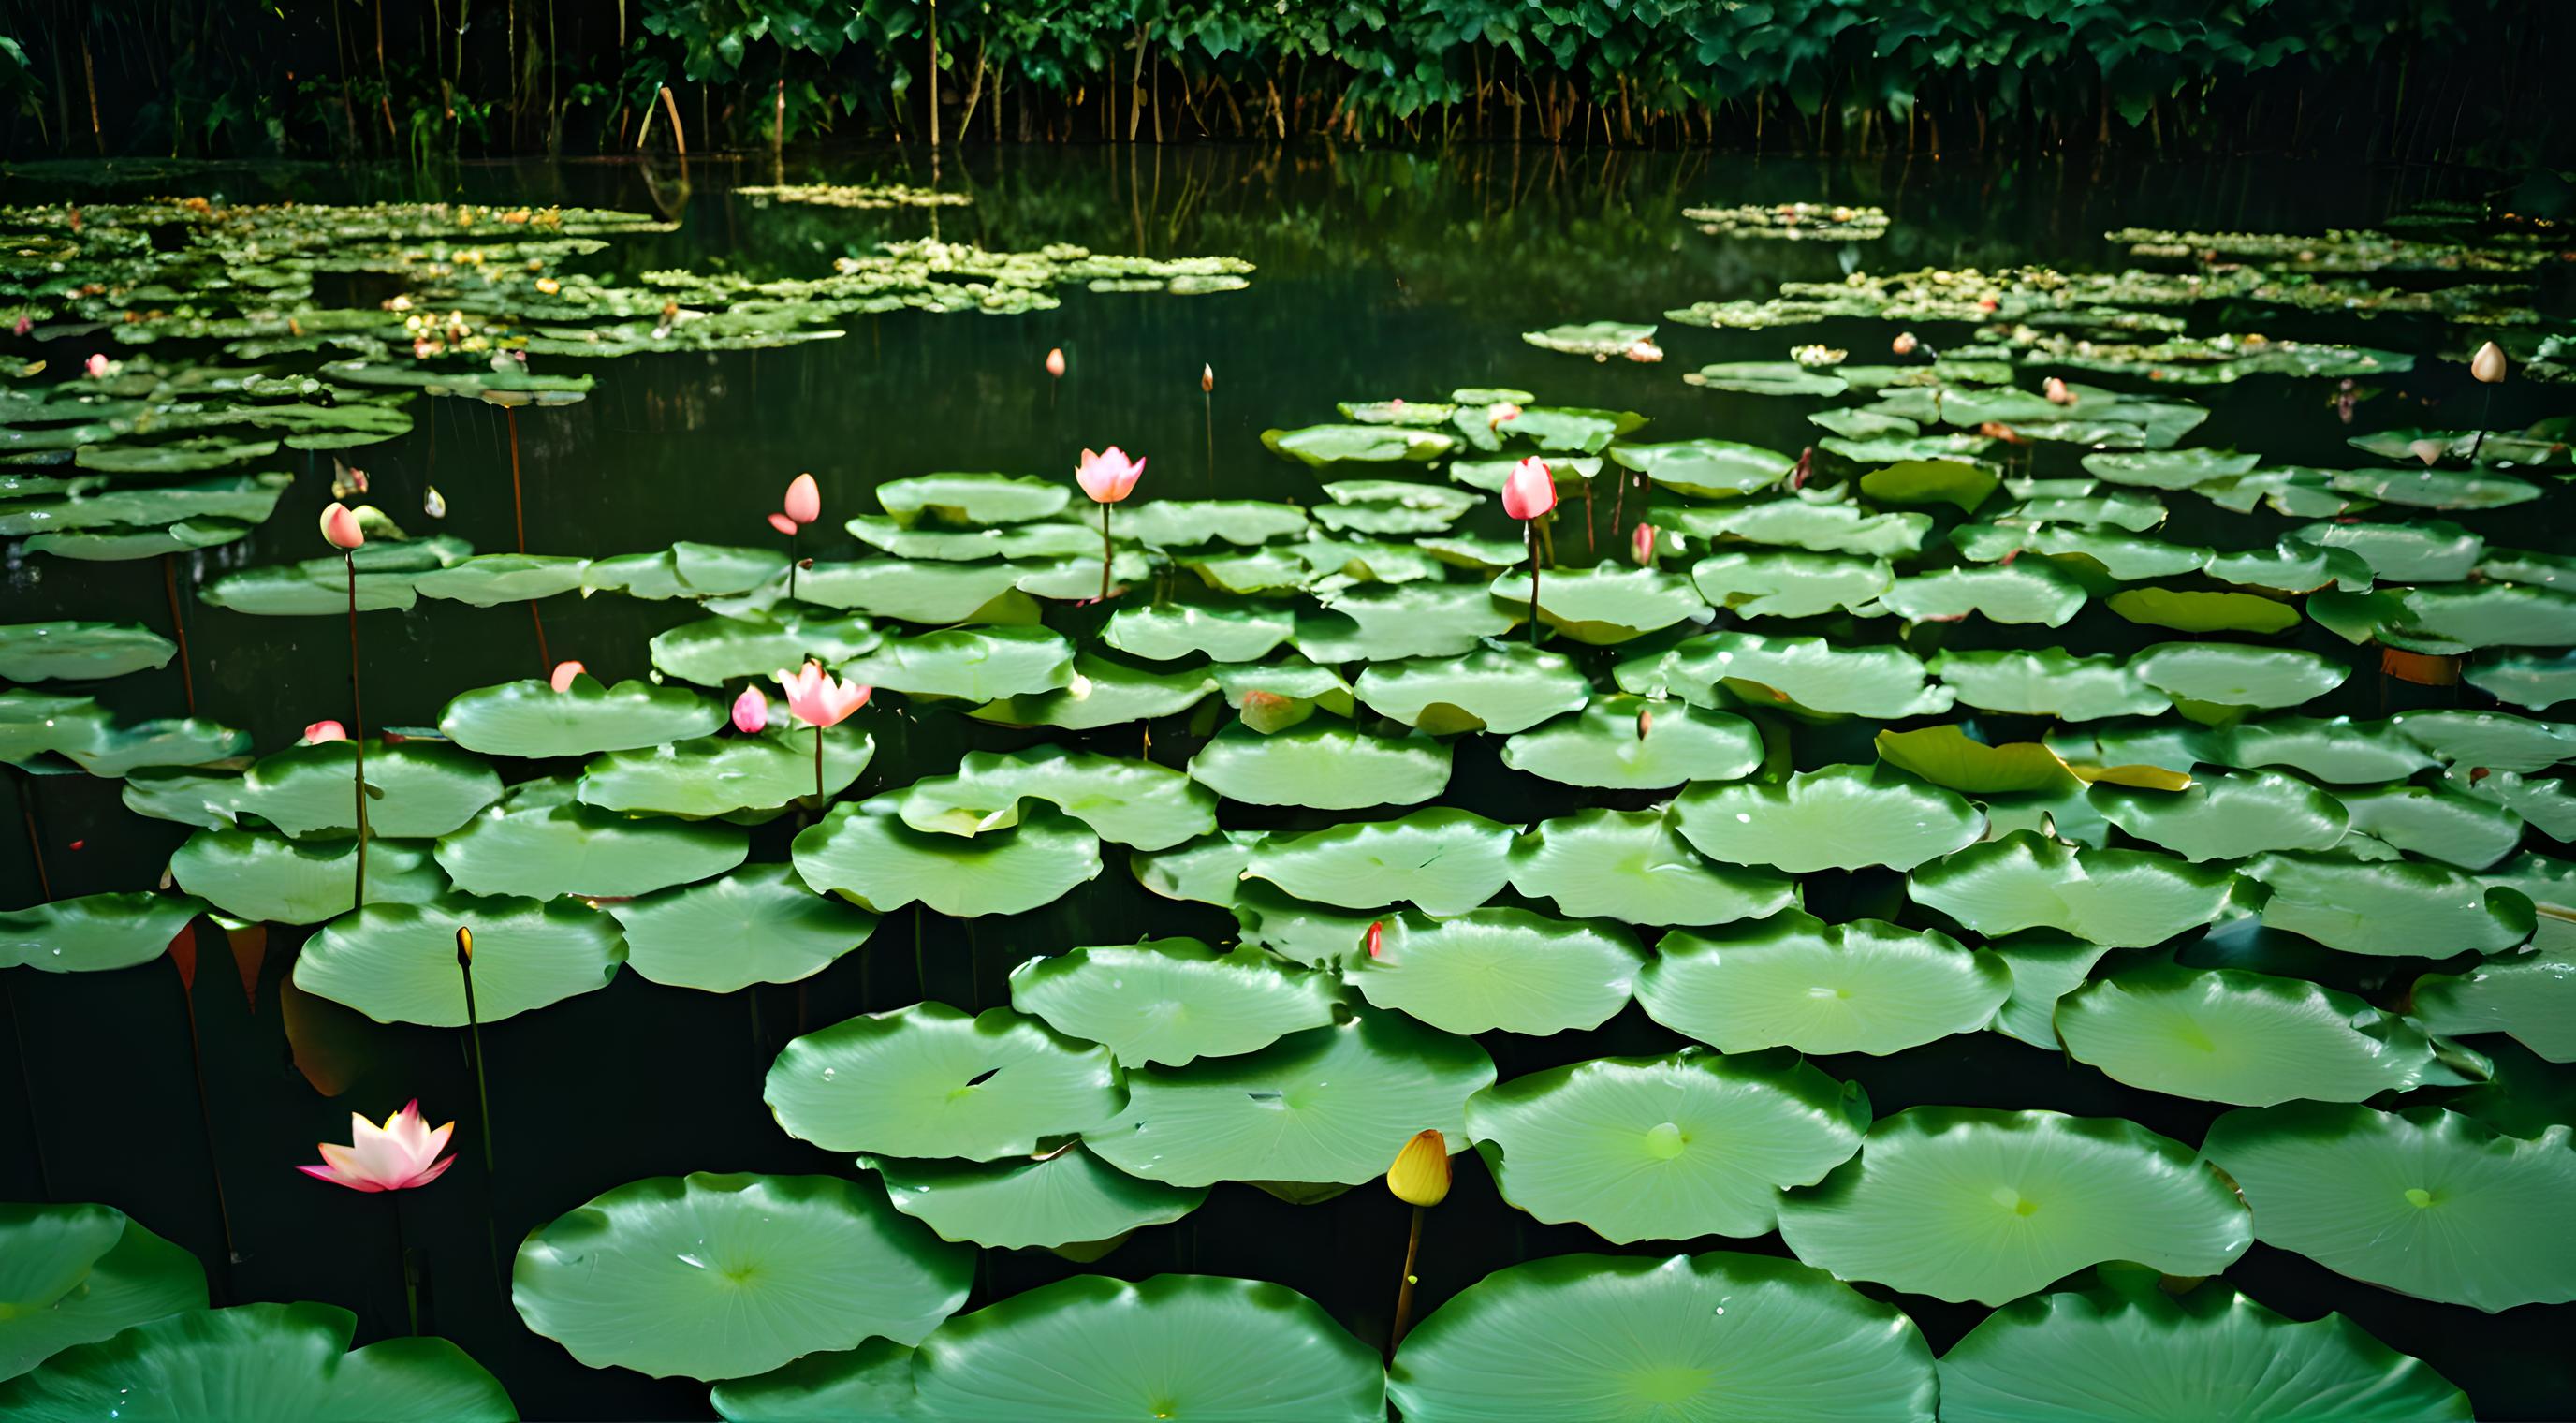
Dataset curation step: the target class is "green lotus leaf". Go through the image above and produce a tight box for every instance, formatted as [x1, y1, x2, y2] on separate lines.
[2087, 771, 2349, 861]
[23, 520, 259, 562]
[1685, 360, 1850, 396]
[898, 747, 1214, 850]
[1291, 582, 1520, 662]
[1315, 478, 1482, 535]
[2213, 716, 2439, 785]
[198, 536, 475, 615]
[1181, 547, 1314, 594]
[2477, 546, 2576, 590]
[1186, 722, 1449, 811]
[1487, 566, 1711, 645]
[439, 676, 724, 758]
[1689, 550, 1894, 619]
[1263, 422, 1454, 468]
[794, 559, 1035, 623]
[2466, 649, 2576, 712]
[168, 831, 446, 925]
[2412, 934, 2576, 1063]
[1860, 458, 1998, 513]
[2241, 852, 2534, 957]
[1242, 807, 1513, 916]
[1351, 907, 1643, 1036]
[512, 1172, 971, 1382]
[607, 862, 876, 993]
[1933, 650, 2170, 721]
[1873, 726, 2080, 795]
[842, 625, 1075, 701]
[295, 895, 623, 1025]
[0, 470, 289, 535]
[224, 741, 499, 841]
[1008, 938, 1341, 1066]
[114, 769, 243, 833]
[1935, 1278, 2471, 1423]
[0, 1203, 207, 1381]
[1295, 537, 1445, 585]
[2131, 641, 2349, 713]
[1985, 932, 2119, 1049]
[1910, 831, 2238, 948]
[865, 1146, 1207, 1258]
[2080, 448, 2262, 491]
[0, 891, 203, 973]
[1448, 455, 1598, 495]
[1778, 1107, 2252, 1304]
[409, 554, 591, 606]
[1470, 1052, 1867, 1243]
[578, 728, 869, 819]
[0, 622, 175, 682]
[435, 783, 746, 899]
[2444, 765, 2576, 840]
[1017, 550, 1163, 603]
[2336, 785, 2523, 870]
[913, 1274, 1385, 1423]
[1654, 494, 1931, 558]
[1641, 907, 2012, 1056]
[648, 612, 882, 687]
[1609, 439, 1794, 498]
[972, 653, 1218, 730]
[1354, 641, 1592, 734]
[767, 1002, 1125, 1160]
[1461, 404, 1638, 455]
[2203, 538, 2375, 594]
[2058, 962, 2446, 1105]
[2202, 1103, 2576, 1312]
[1955, 524, 2212, 582]
[1676, 763, 1983, 873]
[1876, 564, 2088, 627]
[1509, 807, 1795, 928]
[2296, 520, 2483, 583]
[0, 691, 122, 764]
[845, 516, 1098, 562]
[2105, 588, 2302, 635]
[1118, 500, 1310, 549]
[709, 1341, 924, 1422]
[1086, 1006, 1493, 1191]
[1416, 533, 1533, 573]
[793, 800, 1101, 917]
[52, 713, 245, 778]
[1500, 697, 1760, 791]
[2333, 464, 2545, 510]
[1388, 1251, 1935, 1423]
[1208, 656, 1355, 731]
[0, 1302, 513, 1422]
[2394, 709, 2576, 773]
[1130, 831, 1261, 908]
[1524, 321, 1656, 357]
[876, 472, 1070, 526]
[1619, 629, 1952, 718]
[2378, 584, 2576, 651]
[1102, 603, 1295, 662]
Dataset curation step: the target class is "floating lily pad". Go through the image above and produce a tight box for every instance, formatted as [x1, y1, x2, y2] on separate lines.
[2202, 1104, 2576, 1313]
[1620, 629, 1952, 719]
[1469, 1052, 1867, 1243]
[168, 831, 446, 925]
[1486, 567, 1710, 645]
[1008, 939, 1340, 1067]
[767, 1003, 1125, 1160]
[1354, 642, 1592, 734]
[512, 1172, 972, 1381]
[1641, 909, 2013, 1057]
[436, 783, 745, 900]
[2466, 650, 2576, 712]
[236, 741, 502, 840]
[2336, 785, 2523, 870]
[877, 472, 1070, 526]
[794, 800, 1100, 917]
[845, 517, 1098, 563]
[1659, 495, 1931, 558]
[912, 1275, 1384, 1423]
[578, 729, 869, 820]
[0, 622, 176, 682]
[1609, 439, 1793, 499]
[1086, 1007, 1492, 1192]
[2240, 853, 2533, 957]
[0, 892, 202, 973]
[1500, 696, 1760, 790]
[1263, 422, 1455, 469]
[1187, 722, 1450, 810]
[648, 612, 883, 687]
[2394, 709, 2576, 773]
[710, 1342, 924, 1422]
[1512, 807, 1796, 928]
[1351, 908, 1643, 1037]
[411, 554, 591, 607]
[2412, 934, 2576, 1063]
[1874, 726, 2080, 795]
[1689, 550, 1894, 619]
[1934, 649, 2171, 721]
[2080, 448, 2262, 491]
[295, 895, 624, 1026]
[2087, 771, 2349, 861]
[1242, 807, 1514, 916]
[1102, 604, 1295, 663]
[0, 1203, 206, 1381]
[1685, 361, 1850, 396]
[1910, 832, 2238, 948]
[898, 748, 1215, 850]
[1118, 501, 1310, 549]
[2213, 716, 2437, 785]
[1877, 564, 2087, 626]
[2297, 521, 2483, 583]
[1389, 1251, 1935, 1423]
[972, 653, 1218, 731]
[607, 863, 878, 993]
[2058, 963, 2446, 1105]
[843, 626, 1075, 702]
[1292, 582, 1520, 662]
[866, 1147, 1207, 1259]
[1777, 1108, 2252, 1305]
[440, 676, 724, 758]
[1676, 763, 1983, 873]
[1861, 459, 1998, 513]
[795, 560, 1035, 623]
[2106, 588, 2302, 635]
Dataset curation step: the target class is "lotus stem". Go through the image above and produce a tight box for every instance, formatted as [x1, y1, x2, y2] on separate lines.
[390, 1194, 419, 1335]
[162, 552, 196, 715]
[1579, 476, 1595, 556]
[505, 407, 552, 670]
[788, 528, 799, 600]
[1610, 468, 1627, 547]
[457, 929, 495, 1173]
[3, 973, 52, 1197]
[1389, 1204, 1427, 1350]
[345, 550, 370, 909]
[11, 766, 50, 900]
[1100, 502, 1115, 600]
[2469, 386, 2495, 462]
[813, 723, 827, 803]
[1526, 524, 1541, 645]
[1203, 389, 1215, 495]
[176, 945, 242, 1268]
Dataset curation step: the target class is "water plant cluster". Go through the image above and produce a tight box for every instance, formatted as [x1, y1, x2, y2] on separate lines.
[4, 183, 2575, 1419]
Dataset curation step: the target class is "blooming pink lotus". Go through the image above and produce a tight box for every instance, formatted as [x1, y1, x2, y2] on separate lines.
[319, 503, 366, 550]
[1076, 447, 1146, 504]
[774, 661, 871, 728]
[783, 474, 821, 526]
[732, 685, 769, 734]
[304, 720, 349, 743]
[1500, 458, 1557, 521]
[298, 1100, 457, 1193]
[549, 660, 587, 692]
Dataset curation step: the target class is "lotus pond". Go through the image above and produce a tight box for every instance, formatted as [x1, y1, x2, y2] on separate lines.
[2, 146, 2572, 1420]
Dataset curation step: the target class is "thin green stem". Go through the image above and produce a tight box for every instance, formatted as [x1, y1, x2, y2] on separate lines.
[1525, 524, 1540, 645]
[459, 949, 495, 1173]
[390, 1193, 419, 1335]
[1099, 502, 1114, 600]
[1390, 1204, 1427, 1352]
[346, 551, 369, 908]
[813, 723, 826, 803]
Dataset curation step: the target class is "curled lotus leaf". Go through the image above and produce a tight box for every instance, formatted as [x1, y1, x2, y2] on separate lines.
[1986, 933, 2120, 1049]
[1509, 807, 1796, 928]
[1499, 696, 1761, 790]
[0, 1203, 207, 1380]
[2058, 963, 2449, 1105]
[864, 1147, 1207, 1260]
[1689, 550, 1895, 619]
[0, 891, 205, 974]
[1675, 762, 1984, 873]
[2201, 1104, 2576, 1313]
[648, 612, 883, 687]
[2132, 642, 2351, 712]
[897, 747, 1215, 850]
[2087, 770, 2349, 861]
[2411, 935, 2576, 1063]
[1388, 1251, 1937, 1423]
[607, 862, 877, 994]
[1208, 656, 1354, 731]
[1486, 566, 1711, 645]
[1608, 438, 1795, 499]
[1350, 907, 1644, 1037]
[1910, 831, 2239, 948]
[2240, 852, 2534, 958]
[2443, 765, 2576, 841]
[1467, 1051, 1868, 1243]
[767, 1002, 1126, 1161]
[1007, 938, 1341, 1067]
[793, 800, 1102, 917]
[578, 728, 871, 820]
[1933, 649, 2170, 721]
[1640, 908, 2013, 1057]
[1617, 629, 1952, 719]
[1241, 807, 1515, 917]
[1873, 726, 2081, 795]
[1776, 1107, 2253, 1305]
[2203, 538, 2376, 594]
[710, 1342, 924, 1423]
[1186, 722, 1451, 810]
[295, 895, 624, 1026]
[1354, 641, 1592, 735]
[439, 675, 724, 758]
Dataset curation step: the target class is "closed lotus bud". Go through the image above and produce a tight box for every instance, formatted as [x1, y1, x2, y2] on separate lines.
[1201, 363, 1214, 393]
[319, 502, 365, 550]
[455, 926, 473, 966]
[2470, 341, 2509, 385]
[1891, 331, 1918, 356]
[2042, 376, 2077, 406]
[1046, 347, 1066, 378]
[1631, 521, 1658, 566]
[732, 684, 769, 734]
[1366, 920, 1385, 959]
[549, 661, 586, 692]
[783, 474, 822, 526]
[304, 720, 348, 743]
[1637, 708, 1653, 741]
[1385, 1129, 1451, 1207]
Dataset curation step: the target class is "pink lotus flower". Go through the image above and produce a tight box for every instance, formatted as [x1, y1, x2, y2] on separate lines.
[731, 685, 769, 734]
[1486, 403, 1522, 430]
[2042, 376, 2077, 406]
[767, 512, 798, 536]
[549, 661, 586, 692]
[1501, 458, 1557, 521]
[1623, 339, 1664, 364]
[84, 353, 111, 378]
[319, 502, 366, 550]
[1632, 521, 1659, 566]
[304, 720, 349, 743]
[774, 660, 871, 728]
[297, 1100, 457, 1193]
[1076, 447, 1146, 504]
[783, 474, 821, 526]
[1046, 347, 1067, 378]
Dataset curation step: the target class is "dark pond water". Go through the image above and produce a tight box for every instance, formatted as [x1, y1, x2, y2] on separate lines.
[4, 143, 2569, 1419]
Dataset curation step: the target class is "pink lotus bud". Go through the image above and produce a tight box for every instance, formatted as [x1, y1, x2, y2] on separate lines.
[768, 511, 798, 536]
[1638, 708, 1653, 741]
[1891, 332, 1918, 356]
[731, 685, 769, 734]
[10, 315, 29, 336]
[319, 502, 365, 550]
[1201, 363, 1214, 393]
[304, 720, 349, 743]
[2043, 377, 2077, 406]
[1500, 458, 1556, 521]
[84, 353, 110, 378]
[549, 661, 586, 692]
[1631, 522, 1658, 566]
[1045, 347, 1066, 378]
[2470, 341, 2508, 385]
[1366, 921, 1384, 959]
[783, 473, 821, 526]
[1076, 447, 1147, 504]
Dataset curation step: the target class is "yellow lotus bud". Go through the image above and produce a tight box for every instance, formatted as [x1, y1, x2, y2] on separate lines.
[1385, 1129, 1451, 1207]
[455, 926, 474, 966]
[2470, 341, 2508, 385]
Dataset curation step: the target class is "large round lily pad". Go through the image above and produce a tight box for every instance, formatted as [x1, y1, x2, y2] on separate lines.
[0, 1302, 513, 1421]
[435, 784, 746, 900]
[1351, 907, 1643, 1037]
[912, 1274, 1386, 1423]
[2057, 964, 2445, 1105]
[0, 892, 202, 973]
[439, 676, 724, 757]
[1910, 832, 2238, 948]
[2087, 771, 2349, 861]
[512, 1173, 972, 1381]
[0, 1203, 206, 1382]
[896, 748, 1214, 850]
[1388, 1252, 1937, 1423]
[1510, 808, 1796, 928]
[648, 611, 883, 687]
[865, 1147, 1208, 1258]
[295, 896, 624, 1027]
[1242, 808, 1515, 917]
[1354, 643, 1592, 734]
[578, 730, 870, 819]
[1776, 1108, 2253, 1305]
[1499, 697, 1761, 789]
[1675, 763, 1983, 873]
[792, 800, 1102, 917]
[607, 863, 878, 993]
[2240, 852, 2533, 957]
[235, 741, 502, 841]
[168, 831, 446, 926]
[0, 622, 176, 682]
[1007, 939, 1341, 1067]
[766, 1003, 1125, 1161]
[1640, 909, 2012, 1057]
[708, 1341, 924, 1422]
[1187, 723, 1451, 809]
